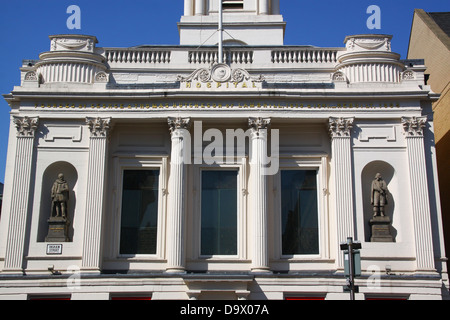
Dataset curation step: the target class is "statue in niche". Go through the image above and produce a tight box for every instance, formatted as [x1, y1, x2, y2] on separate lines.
[51, 173, 70, 219]
[371, 173, 388, 218]
[369, 172, 394, 242]
[46, 173, 71, 242]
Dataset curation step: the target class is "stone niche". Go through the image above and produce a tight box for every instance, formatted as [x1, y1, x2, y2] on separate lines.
[362, 161, 396, 242]
[38, 161, 78, 242]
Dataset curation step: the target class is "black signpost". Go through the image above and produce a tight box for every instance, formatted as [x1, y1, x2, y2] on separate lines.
[340, 237, 362, 300]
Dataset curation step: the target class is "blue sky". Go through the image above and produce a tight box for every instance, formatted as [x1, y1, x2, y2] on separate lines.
[0, 0, 449, 183]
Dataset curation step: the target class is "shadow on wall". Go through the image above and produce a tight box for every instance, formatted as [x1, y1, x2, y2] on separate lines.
[37, 162, 78, 242]
[362, 161, 397, 242]
[436, 129, 450, 273]
[0, 182, 3, 216]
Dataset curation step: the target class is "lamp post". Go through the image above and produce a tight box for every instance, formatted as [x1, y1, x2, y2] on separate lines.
[340, 237, 361, 300]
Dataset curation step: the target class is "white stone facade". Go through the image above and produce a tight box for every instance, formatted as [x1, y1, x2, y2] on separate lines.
[0, 0, 448, 300]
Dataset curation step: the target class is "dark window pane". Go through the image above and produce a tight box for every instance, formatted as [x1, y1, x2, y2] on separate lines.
[281, 170, 319, 255]
[120, 170, 160, 255]
[201, 170, 238, 256]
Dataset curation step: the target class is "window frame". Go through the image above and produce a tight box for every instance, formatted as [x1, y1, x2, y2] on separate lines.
[222, 0, 244, 11]
[112, 156, 168, 261]
[119, 169, 161, 256]
[273, 156, 328, 261]
[200, 169, 240, 257]
[192, 158, 247, 260]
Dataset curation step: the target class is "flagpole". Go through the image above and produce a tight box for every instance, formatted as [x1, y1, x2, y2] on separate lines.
[218, 0, 224, 63]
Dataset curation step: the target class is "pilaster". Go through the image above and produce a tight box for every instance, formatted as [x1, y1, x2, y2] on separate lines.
[249, 117, 271, 273]
[402, 116, 435, 272]
[81, 117, 111, 273]
[166, 117, 191, 273]
[3, 116, 39, 273]
[329, 117, 355, 268]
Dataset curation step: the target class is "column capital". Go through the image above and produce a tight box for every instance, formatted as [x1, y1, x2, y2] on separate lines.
[86, 117, 112, 137]
[248, 117, 271, 132]
[328, 117, 354, 138]
[13, 116, 39, 137]
[401, 116, 427, 137]
[168, 117, 191, 135]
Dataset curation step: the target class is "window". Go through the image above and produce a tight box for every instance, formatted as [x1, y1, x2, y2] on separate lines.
[222, 0, 244, 10]
[281, 170, 319, 255]
[120, 170, 160, 255]
[201, 170, 238, 256]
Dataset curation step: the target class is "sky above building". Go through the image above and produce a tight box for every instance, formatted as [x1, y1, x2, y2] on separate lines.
[0, 0, 448, 183]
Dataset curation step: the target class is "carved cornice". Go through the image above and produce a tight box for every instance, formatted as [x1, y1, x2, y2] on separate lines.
[328, 117, 354, 138]
[86, 117, 111, 137]
[168, 117, 191, 134]
[402, 116, 427, 137]
[13, 116, 39, 137]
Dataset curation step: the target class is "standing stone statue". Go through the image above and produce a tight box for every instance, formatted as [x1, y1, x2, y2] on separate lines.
[369, 172, 394, 242]
[51, 173, 69, 219]
[371, 173, 388, 218]
[46, 173, 71, 242]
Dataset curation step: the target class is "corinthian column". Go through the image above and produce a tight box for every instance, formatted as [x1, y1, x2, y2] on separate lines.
[3, 116, 39, 273]
[249, 117, 271, 273]
[329, 117, 355, 268]
[402, 116, 435, 272]
[166, 117, 191, 273]
[81, 117, 111, 273]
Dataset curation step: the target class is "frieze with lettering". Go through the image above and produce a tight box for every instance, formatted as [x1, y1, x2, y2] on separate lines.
[34, 101, 402, 110]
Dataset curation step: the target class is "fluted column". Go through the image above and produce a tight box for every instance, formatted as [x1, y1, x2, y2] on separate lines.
[249, 117, 271, 273]
[3, 117, 39, 273]
[166, 117, 191, 273]
[272, 0, 280, 14]
[329, 117, 355, 268]
[259, 0, 269, 14]
[195, 0, 205, 15]
[402, 116, 435, 272]
[184, 0, 194, 16]
[81, 117, 111, 273]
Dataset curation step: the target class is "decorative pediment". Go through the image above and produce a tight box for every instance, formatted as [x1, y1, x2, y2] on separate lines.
[177, 63, 264, 90]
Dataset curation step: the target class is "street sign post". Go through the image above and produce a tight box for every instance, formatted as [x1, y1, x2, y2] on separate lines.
[340, 237, 362, 300]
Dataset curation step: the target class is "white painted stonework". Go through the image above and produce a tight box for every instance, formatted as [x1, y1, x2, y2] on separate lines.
[0, 0, 448, 300]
